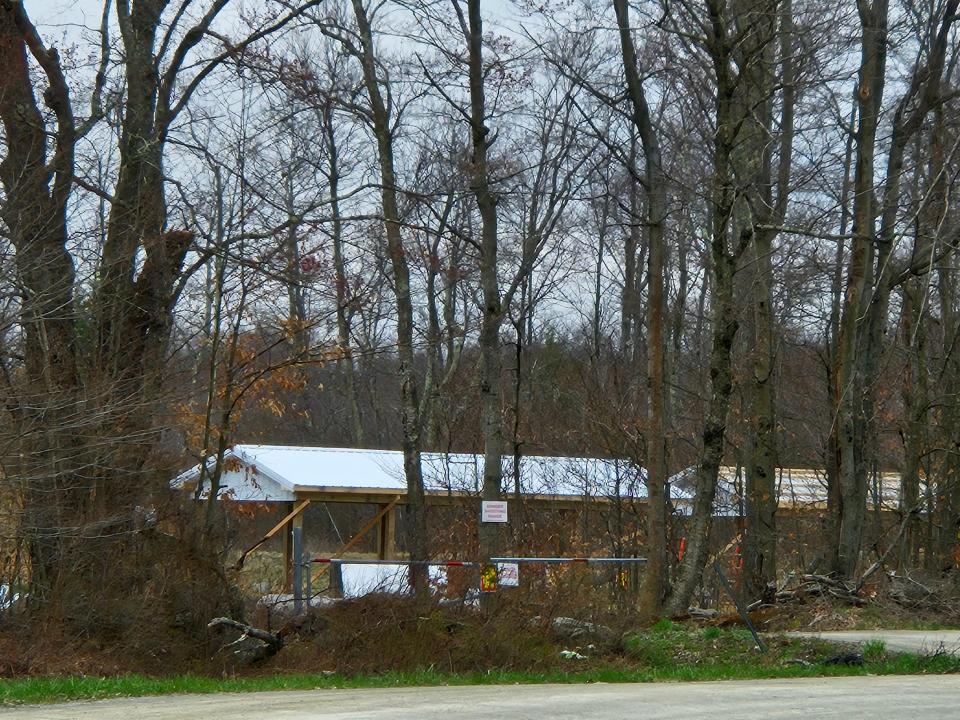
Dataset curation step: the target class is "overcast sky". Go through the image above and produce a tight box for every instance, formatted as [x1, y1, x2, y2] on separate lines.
[30, 0, 103, 34]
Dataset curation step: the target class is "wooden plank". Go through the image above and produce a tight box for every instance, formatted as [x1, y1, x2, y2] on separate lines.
[294, 489, 410, 505]
[292, 488, 619, 508]
[236, 499, 311, 569]
[706, 531, 743, 568]
[312, 496, 401, 585]
[376, 504, 397, 560]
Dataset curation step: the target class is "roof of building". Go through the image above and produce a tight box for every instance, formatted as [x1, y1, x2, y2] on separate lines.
[175, 445, 903, 511]
[671, 465, 902, 513]
[175, 444, 667, 503]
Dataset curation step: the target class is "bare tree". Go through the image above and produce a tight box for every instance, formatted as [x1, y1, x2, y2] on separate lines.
[613, 0, 670, 618]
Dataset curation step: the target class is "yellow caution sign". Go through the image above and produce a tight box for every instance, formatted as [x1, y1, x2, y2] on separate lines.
[480, 563, 498, 593]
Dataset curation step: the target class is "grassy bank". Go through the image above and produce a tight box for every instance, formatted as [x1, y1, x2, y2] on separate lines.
[3, 629, 959, 706]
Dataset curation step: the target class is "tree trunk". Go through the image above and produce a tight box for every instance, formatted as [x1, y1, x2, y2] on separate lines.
[743, 0, 794, 602]
[898, 278, 927, 567]
[349, 0, 428, 591]
[832, 0, 888, 578]
[0, 2, 81, 604]
[324, 102, 364, 445]
[614, 0, 669, 619]
[825, 85, 858, 574]
[662, 0, 752, 614]
[665, 247, 739, 615]
[464, 0, 505, 569]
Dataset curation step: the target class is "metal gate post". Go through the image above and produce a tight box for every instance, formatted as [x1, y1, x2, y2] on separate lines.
[293, 526, 303, 614]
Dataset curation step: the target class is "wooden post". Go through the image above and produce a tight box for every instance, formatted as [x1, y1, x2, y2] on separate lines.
[292, 525, 303, 612]
[557, 509, 569, 555]
[376, 503, 397, 560]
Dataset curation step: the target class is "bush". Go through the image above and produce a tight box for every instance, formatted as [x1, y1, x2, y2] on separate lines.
[651, 618, 675, 633]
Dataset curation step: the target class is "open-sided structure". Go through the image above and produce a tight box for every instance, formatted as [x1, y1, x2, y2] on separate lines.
[174, 445, 661, 583]
[175, 446, 906, 590]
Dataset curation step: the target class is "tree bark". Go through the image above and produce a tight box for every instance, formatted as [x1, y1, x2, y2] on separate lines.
[614, 0, 669, 619]
[825, 86, 858, 575]
[898, 278, 927, 568]
[463, 0, 505, 569]
[0, 0, 81, 604]
[743, 0, 794, 602]
[349, 0, 429, 591]
[832, 0, 889, 578]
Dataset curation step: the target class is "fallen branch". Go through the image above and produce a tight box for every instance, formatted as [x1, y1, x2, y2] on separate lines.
[768, 573, 865, 606]
[208, 617, 283, 663]
[855, 505, 921, 592]
[687, 607, 721, 620]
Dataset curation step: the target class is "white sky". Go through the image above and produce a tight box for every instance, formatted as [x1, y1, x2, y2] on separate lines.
[30, 0, 102, 33]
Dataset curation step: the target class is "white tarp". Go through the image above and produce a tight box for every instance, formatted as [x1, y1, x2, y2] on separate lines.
[339, 563, 448, 598]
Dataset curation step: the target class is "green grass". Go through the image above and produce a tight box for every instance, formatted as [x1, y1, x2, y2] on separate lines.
[862, 639, 887, 663]
[2, 643, 959, 706]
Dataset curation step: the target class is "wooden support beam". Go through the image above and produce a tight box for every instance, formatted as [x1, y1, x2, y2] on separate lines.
[291, 488, 619, 508]
[237, 498, 311, 569]
[376, 503, 397, 560]
[312, 496, 401, 586]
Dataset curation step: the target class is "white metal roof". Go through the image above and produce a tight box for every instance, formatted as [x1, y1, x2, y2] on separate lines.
[176, 444, 670, 502]
[670, 465, 902, 514]
[178, 446, 896, 511]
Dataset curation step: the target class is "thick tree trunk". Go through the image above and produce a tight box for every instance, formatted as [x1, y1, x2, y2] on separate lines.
[899, 279, 927, 567]
[832, 0, 888, 578]
[744, 225, 778, 602]
[464, 0, 505, 568]
[614, 0, 669, 619]
[662, 0, 755, 614]
[743, 0, 794, 602]
[665, 247, 739, 615]
[350, 0, 428, 591]
[825, 86, 858, 574]
[0, 2, 84, 607]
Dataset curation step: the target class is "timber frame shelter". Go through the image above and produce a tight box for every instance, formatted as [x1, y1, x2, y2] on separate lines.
[174, 445, 657, 587]
[174, 446, 905, 589]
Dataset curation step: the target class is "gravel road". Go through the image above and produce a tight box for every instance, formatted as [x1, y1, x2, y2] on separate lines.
[791, 629, 960, 655]
[4, 675, 960, 719]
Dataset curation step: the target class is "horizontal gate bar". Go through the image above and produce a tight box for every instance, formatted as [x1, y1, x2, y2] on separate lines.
[491, 557, 647, 564]
[310, 556, 647, 566]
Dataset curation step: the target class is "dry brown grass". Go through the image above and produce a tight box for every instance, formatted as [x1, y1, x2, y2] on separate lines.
[261, 595, 576, 676]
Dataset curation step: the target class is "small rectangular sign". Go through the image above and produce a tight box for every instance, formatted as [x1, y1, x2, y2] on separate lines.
[481, 500, 508, 523]
[497, 562, 519, 587]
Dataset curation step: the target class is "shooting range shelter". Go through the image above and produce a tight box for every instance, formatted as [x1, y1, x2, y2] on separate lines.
[176, 446, 905, 590]
[175, 445, 656, 588]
